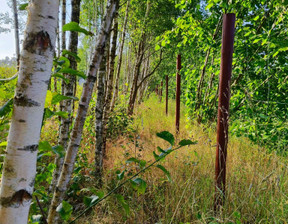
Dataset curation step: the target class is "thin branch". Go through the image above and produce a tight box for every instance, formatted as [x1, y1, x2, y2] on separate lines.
[0, 72, 18, 82]
[137, 50, 163, 89]
[69, 144, 188, 224]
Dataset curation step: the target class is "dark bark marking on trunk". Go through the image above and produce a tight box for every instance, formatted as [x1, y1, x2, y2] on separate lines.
[14, 95, 40, 107]
[17, 144, 38, 152]
[23, 31, 53, 55]
[0, 190, 32, 208]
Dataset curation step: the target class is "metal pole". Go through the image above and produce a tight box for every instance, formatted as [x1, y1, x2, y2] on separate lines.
[214, 13, 235, 212]
[160, 81, 163, 102]
[176, 54, 181, 133]
[166, 75, 168, 115]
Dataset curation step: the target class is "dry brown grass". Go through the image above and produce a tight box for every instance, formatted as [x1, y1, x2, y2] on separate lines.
[46, 96, 288, 224]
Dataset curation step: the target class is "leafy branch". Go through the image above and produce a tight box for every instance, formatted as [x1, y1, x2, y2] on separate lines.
[68, 131, 197, 223]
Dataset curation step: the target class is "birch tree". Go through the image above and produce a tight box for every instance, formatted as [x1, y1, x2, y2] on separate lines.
[47, 1, 119, 222]
[50, 0, 81, 194]
[0, 1, 59, 223]
[110, 0, 130, 111]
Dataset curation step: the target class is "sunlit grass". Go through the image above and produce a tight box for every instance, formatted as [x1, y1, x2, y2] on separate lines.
[73, 95, 288, 223]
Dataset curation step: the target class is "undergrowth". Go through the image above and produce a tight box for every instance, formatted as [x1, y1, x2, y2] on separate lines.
[71, 96, 288, 224]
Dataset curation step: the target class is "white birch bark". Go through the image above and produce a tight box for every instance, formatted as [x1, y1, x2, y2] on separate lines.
[50, 0, 81, 194]
[12, 0, 20, 69]
[47, 1, 119, 223]
[0, 1, 59, 223]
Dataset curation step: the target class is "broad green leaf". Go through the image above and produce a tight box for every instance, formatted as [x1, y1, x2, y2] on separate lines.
[156, 164, 172, 182]
[19, 3, 28, 10]
[131, 178, 147, 194]
[153, 151, 160, 160]
[63, 22, 94, 36]
[179, 139, 198, 146]
[83, 195, 99, 207]
[0, 99, 13, 117]
[56, 201, 73, 221]
[156, 131, 175, 146]
[117, 170, 125, 180]
[52, 93, 79, 105]
[155, 44, 161, 51]
[58, 68, 86, 79]
[52, 74, 70, 84]
[52, 145, 65, 158]
[115, 194, 130, 215]
[62, 50, 81, 62]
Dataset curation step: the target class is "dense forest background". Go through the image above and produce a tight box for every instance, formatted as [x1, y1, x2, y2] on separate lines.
[0, 0, 287, 223]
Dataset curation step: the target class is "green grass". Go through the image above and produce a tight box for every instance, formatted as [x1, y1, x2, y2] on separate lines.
[73, 95, 288, 224]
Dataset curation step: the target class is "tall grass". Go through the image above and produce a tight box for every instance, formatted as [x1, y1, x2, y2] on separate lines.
[74, 95, 288, 223]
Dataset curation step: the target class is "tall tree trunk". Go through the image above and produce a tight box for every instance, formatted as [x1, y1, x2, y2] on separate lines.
[104, 14, 118, 116]
[50, 0, 81, 194]
[127, 38, 145, 115]
[62, 0, 66, 51]
[47, 1, 119, 223]
[12, 0, 20, 70]
[94, 48, 107, 179]
[0, 1, 59, 223]
[110, 0, 130, 110]
[100, 15, 119, 170]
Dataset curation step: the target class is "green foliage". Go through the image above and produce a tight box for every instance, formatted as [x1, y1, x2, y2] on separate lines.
[56, 200, 73, 221]
[156, 131, 175, 146]
[62, 22, 93, 36]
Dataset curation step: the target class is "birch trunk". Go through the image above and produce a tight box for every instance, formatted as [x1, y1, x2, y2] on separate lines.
[105, 14, 118, 115]
[50, 0, 81, 194]
[100, 14, 119, 174]
[94, 48, 107, 179]
[12, 0, 20, 69]
[0, 1, 59, 223]
[62, 0, 66, 51]
[47, 1, 118, 223]
[110, 0, 130, 110]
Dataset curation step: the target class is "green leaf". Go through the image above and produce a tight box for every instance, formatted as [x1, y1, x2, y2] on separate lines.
[52, 74, 70, 84]
[117, 170, 125, 180]
[19, 3, 28, 10]
[0, 141, 7, 147]
[156, 164, 172, 182]
[115, 194, 130, 215]
[0, 99, 13, 117]
[156, 131, 175, 146]
[52, 93, 79, 105]
[139, 160, 146, 169]
[62, 50, 81, 62]
[155, 44, 161, 51]
[56, 201, 73, 221]
[179, 139, 198, 146]
[131, 178, 147, 194]
[62, 22, 94, 36]
[58, 68, 87, 79]
[126, 157, 140, 164]
[52, 145, 65, 158]
[153, 151, 160, 160]
[83, 195, 99, 207]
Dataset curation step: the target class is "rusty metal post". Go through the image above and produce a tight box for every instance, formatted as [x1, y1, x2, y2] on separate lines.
[214, 13, 235, 212]
[176, 54, 181, 133]
[160, 81, 163, 102]
[166, 75, 168, 115]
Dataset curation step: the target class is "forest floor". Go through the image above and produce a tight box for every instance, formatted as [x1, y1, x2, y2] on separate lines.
[44, 96, 288, 224]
